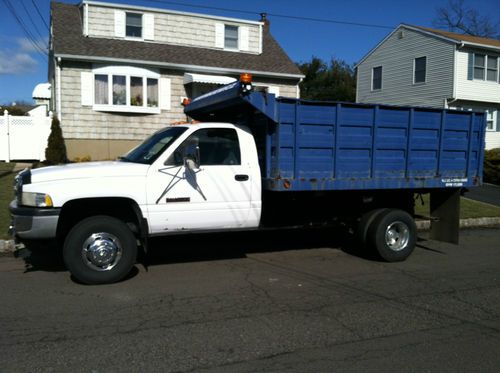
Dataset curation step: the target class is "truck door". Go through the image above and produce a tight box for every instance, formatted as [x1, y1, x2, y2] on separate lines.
[146, 127, 253, 233]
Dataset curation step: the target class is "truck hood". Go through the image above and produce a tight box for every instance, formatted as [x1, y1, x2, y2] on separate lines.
[30, 161, 149, 183]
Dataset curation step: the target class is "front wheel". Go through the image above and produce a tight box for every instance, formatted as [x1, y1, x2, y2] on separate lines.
[63, 216, 137, 284]
[367, 209, 416, 262]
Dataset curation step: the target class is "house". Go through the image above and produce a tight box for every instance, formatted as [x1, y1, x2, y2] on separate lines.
[355, 24, 500, 149]
[32, 83, 52, 107]
[49, 1, 304, 160]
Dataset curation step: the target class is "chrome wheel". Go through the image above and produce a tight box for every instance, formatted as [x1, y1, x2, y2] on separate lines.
[82, 232, 123, 271]
[384, 221, 410, 252]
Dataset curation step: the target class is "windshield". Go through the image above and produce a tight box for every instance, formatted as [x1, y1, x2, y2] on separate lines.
[120, 126, 188, 164]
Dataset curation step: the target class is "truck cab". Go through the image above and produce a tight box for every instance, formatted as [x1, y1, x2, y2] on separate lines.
[141, 122, 261, 233]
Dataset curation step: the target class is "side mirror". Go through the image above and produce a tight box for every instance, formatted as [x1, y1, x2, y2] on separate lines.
[183, 142, 200, 170]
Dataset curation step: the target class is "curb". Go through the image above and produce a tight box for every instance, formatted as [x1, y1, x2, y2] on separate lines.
[1, 217, 499, 253]
[415, 217, 500, 231]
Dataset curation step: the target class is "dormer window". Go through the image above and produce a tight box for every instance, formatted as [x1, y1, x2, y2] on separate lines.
[224, 25, 238, 49]
[126, 12, 142, 38]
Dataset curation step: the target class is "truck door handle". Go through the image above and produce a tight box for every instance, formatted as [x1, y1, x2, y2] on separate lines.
[235, 174, 249, 181]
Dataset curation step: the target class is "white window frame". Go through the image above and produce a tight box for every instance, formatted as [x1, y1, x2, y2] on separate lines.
[485, 109, 497, 131]
[224, 24, 239, 50]
[413, 56, 427, 84]
[457, 106, 497, 132]
[92, 65, 161, 114]
[125, 12, 143, 40]
[371, 66, 382, 91]
[472, 53, 499, 83]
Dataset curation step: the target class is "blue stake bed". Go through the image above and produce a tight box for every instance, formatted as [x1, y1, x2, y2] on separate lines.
[185, 82, 486, 192]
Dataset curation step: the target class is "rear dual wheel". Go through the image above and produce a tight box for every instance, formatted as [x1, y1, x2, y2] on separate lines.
[358, 209, 416, 262]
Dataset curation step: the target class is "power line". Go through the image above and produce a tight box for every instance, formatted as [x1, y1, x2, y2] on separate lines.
[31, 0, 50, 31]
[20, 0, 46, 41]
[2, 0, 47, 57]
[141, 0, 394, 30]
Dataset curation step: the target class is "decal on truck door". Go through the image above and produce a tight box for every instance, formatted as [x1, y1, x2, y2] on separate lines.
[155, 165, 206, 204]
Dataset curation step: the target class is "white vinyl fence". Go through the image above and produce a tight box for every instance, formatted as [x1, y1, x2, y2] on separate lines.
[0, 110, 52, 162]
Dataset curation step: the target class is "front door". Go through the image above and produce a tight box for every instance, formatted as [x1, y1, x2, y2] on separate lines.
[146, 127, 253, 233]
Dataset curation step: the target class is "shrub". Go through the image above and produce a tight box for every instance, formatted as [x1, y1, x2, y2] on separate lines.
[484, 148, 500, 185]
[45, 116, 67, 165]
[72, 155, 92, 163]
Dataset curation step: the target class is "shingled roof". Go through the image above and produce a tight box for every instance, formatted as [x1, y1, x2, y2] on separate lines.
[413, 25, 500, 49]
[51, 2, 303, 78]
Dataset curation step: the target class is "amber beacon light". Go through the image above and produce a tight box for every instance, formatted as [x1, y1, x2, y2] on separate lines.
[239, 73, 253, 93]
[240, 73, 252, 83]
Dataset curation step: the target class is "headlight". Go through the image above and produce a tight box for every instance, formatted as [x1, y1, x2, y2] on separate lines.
[21, 192, 54, 207]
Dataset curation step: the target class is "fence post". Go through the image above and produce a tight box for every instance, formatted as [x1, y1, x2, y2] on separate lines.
[4, 110, 10, 163]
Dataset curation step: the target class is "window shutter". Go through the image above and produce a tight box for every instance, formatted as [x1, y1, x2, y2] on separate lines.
[496, 110, 500, 132]
[143, 13, 155, 40]
[81, 72, 93, 106]
[467, 52, 474, 80]
[159, 78, 171, 110]
[239, 26, 249, 51]
[114, 10, 125, 38]
[267, 86, 280, 97]
[215, 23, 224, 48]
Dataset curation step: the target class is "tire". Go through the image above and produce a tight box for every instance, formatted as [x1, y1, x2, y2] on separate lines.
[367, 209, 416, 262]
[63, 216, 137, 284]
[355, 208, 389, 249]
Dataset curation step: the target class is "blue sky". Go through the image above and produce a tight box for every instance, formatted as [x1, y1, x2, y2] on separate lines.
[0, 0, 498, 104]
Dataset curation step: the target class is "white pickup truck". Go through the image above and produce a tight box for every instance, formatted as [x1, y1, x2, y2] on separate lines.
[9, 80, 485, 284]
[10, 123, 262, 284]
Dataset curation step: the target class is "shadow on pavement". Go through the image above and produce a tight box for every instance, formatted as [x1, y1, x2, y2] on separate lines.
[16, 227, 357, 275]
[145, 227, 350, 267]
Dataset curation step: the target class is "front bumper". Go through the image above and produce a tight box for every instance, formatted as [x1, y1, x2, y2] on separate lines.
[9, 200, 61, 240]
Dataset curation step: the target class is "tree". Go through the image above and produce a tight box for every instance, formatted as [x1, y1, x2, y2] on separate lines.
[45, 116, 67, 164]
[297, 57, 356, 102]
[433, 0, 499, 38]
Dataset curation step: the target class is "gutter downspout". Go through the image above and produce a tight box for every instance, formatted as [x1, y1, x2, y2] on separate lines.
[296, 78, 302, 99]
[446, 42, 465, 109]
[56, 57, 62, 122]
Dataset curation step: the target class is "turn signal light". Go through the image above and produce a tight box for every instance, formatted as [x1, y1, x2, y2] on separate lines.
[182, 98, 191, 106]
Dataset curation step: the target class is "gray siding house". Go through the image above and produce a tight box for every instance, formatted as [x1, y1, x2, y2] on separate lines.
[49, 1, 303, 160]
[356, 24, 500, 149]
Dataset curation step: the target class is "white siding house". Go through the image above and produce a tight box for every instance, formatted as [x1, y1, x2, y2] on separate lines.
[49, 1, 303, 160]
[356, 25, 500, 149]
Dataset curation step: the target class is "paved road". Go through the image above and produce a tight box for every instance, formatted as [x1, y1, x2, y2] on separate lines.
[465, 183, 500, 207]
[1, 228, 499, 372]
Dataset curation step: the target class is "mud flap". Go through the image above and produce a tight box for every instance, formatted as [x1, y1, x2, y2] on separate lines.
[430, 188, 461, 244]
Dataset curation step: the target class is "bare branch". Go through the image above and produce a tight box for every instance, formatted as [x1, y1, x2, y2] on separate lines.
[433, 0, 499, 38]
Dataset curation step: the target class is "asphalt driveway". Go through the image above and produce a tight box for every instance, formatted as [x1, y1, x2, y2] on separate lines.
[465, 183, 500, 206]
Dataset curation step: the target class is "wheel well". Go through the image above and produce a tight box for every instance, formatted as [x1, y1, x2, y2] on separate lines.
[56, 198, 144, 242]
